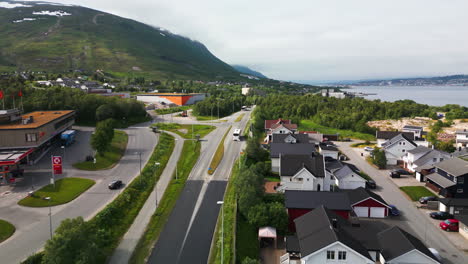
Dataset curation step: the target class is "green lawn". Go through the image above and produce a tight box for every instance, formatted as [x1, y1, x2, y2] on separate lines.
[351, 142, 376, 148]
[0, 219, 15, 243]
[299, 120, 375, 141]
[73, 130, 128, 170]
[236, 214, 259, 263]
[235, 113, 245, 122]
[154, 106, 190, 115]
[18, 178, 95, 207]
[399, 186, 435, 201]
[208, 126, 231, 175]
[265, 176, 281, 182]
[152, 123, 215, 139]
[130, 140, 201, 264]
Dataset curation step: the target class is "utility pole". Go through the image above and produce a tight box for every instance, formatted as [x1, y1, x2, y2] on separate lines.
[45, 197, 52, 239]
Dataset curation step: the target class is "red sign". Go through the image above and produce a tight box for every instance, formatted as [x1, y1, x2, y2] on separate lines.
[52, 156, 62, 175]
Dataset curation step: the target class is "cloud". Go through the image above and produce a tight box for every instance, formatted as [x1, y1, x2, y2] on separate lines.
[14, 0, 468, 81]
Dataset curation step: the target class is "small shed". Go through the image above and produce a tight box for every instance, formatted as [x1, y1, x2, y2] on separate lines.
[258, 226, 277, 248]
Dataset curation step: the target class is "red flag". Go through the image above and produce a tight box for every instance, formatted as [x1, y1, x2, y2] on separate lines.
[0, 90, 3, 99]
[18, 90, 23, 97]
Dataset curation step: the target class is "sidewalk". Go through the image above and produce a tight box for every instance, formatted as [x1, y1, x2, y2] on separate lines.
[108, 131, 184, 264]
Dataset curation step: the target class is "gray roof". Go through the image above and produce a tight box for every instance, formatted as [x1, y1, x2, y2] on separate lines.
[285, 190, 352, 211]
[376, 131, 415, 140]
[333, 165, 355, 180]
[403, 125, 423, 130]
[382, 133, 417, 148]
[294, 206, 372, 260]
[438, 198, 468, 206]
[280, 154, 325, 177]
[425, 173, 456, 188]
[286, 235, 300, 252]
[341, 219, 391, 251]
[413, 150, 450, 167]
[345, 187, 389, 206]
[270, 143, 316, 158]
[407, 145, 432, 155]
[272, 133, 310, 144]
[377, 226, 438, 263]
[452, 148, 468, 158]
[319, 143, 338, 151]
[434, 158, 468, 177]
[325, 160, 345, 172]
[456, 129, 468, 135]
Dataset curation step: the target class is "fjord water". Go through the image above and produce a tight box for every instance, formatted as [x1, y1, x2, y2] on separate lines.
[349, 86, 468, 107]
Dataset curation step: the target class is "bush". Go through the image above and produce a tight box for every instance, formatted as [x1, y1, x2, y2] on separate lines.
[371, 148, 387, 169]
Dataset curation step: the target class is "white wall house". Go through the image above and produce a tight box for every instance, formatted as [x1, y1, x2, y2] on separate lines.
[319, 143, 339, 160]
[333, 166, 366, 190]
[382, 134, 417, 165]
[379, 250, 440, 264]
[278, 167, 329, 192]
[456, 129, 468, 149]
[302, 242, 374, 264]
[403, 146, 449, 172]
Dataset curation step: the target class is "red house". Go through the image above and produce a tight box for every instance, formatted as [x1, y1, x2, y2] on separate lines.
[346, 187, 390, 218]
[284, 190, 352, 231]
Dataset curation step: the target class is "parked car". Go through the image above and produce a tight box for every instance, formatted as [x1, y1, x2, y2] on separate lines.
[364, 146, 374, 152]
[419, 196, 437, 204]
[430, 211, 453, 220]
[366, 180, 377, 189]
[389, 171, 401, 178]
[389, 205, 400, 216]
[108, 180, 123, 190]
[428, 248, 442, 262]
[439, 219, 459, 232]
[391, 169, 412, 175]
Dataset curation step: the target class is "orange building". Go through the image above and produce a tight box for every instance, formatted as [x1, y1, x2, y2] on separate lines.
[136, 93, 207, 106]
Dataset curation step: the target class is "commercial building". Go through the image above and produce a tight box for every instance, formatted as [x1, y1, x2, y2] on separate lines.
[136, 93, 207, 106]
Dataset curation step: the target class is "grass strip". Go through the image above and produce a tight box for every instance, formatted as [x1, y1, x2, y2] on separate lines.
[18, 178, 95, 207]
[209, 156, 243, 264]
[358, 171, 373, 181]
[0, 219, 15, 243]
[299, 120, 375, 141]
[73, 130, 128, 170]
[235, 114, 245, 122]
[399, 186, 435, 201]
[129, 140, 201, 264]
[208, 126, 232, 175]
[152, 123, 215, 139]
[154, 106, 190, 115]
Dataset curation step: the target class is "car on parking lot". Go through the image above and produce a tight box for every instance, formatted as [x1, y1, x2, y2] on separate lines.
[388, 205, 400, 216]
[430, 211, 453, 220]
[419, 196, 437, 204]
[366, 180, 377, 189]
[392, 168, 412, 175]
[108, 180, 123, 190]
[389, 171, 401, 178]
[439, 219, 459, 232]
[364, 146, 374, 152]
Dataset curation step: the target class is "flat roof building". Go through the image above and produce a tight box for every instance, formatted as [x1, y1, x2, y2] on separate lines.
[136, 93, 207, 106]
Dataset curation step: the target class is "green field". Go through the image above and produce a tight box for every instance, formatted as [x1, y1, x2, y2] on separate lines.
[130, 140, 201, 264]
[73, 131, 128, 170]
[236, 214, 259, 263]
[0, 219, 15, 243]
[152, 123, 215, 139]
[299, 120, 375, 141]
[208, 126, 231, 175]
[18, 178, 95, 207]
[399, 186, 435, 201]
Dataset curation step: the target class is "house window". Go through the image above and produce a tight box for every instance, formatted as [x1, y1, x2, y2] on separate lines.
[402, 149, 405, 152]
[25, 133, 37, 142]
[403, 142, 405, 145]
[433, 158, 437, 162]
[459, 178, 464, 184]
[326, 251, 335, 260]
[338, 251, 347, 260]
[457, 189, 464, 193]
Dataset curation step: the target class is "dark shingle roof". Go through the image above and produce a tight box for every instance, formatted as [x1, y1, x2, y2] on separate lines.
[294, 206, 372, 260]
[270, 143, 316, 158]
[377, 226, 438, 262]
[438, 198, 468, 206]
[333, 165, 355, 180]
[413, 150, 450, 167]
[407, 145, 431, 155]
[346, 187, 389, 207]
[286, 235, 300, 252]
[319, 143, 338, 151]
[285, 190, 352, 210]
[382, 133, 417, 148]
[272, 133, 310, 144]
[280, 154, 325, 177]
[434, 157, 468, 177]
[341, 219, 391, 251]
[376, 131, 415, 140]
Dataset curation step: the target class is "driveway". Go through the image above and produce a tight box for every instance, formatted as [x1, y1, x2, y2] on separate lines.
[337, 141, 468, 264]
[0, 122, 158, 264]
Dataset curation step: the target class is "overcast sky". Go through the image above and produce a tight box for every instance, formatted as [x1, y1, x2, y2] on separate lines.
[16, 0, 468, 81]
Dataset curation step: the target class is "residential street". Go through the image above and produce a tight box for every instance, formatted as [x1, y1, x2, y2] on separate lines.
[148, 110, 251, 264]
[0, 121, 158, 264]
[336, 141, 468, 264]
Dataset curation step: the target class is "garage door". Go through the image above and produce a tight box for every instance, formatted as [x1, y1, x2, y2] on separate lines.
[354, 207, 369, 217]
[370, 207, 386, 218]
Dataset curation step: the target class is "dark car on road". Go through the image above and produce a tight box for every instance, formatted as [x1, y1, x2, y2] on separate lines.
[366, 180, 377, 189]
[389, 169, 412, 178]
[389, 205, 400, 216]
[430, 211, 453, 220]
[419, 196, 437, 204]
[108, 180, 123, 190]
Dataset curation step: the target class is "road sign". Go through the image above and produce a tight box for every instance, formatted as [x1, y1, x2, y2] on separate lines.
[52, 156, 62, 175]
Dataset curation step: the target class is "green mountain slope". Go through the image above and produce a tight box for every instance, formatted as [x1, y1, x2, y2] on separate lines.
[0, 1, 239, 79]
[232, 65, 268, 79]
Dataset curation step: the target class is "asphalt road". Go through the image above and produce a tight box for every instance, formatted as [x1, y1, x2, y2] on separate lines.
[148, 110, 252, 264]
[337, 141, 468, 264]
[0, 122, 158, 264]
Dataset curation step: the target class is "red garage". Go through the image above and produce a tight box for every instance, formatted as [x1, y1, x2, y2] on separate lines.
[347, 187, 390, 218]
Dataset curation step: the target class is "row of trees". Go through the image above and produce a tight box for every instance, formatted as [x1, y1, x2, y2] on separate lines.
[192, 96, 247, 118]
[91, 119, 115, 155]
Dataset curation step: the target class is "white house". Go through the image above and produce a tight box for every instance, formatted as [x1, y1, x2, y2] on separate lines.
[277, 154, 331, 192]
[403, 146, 450, 172]
[402, 125, 424, 139]
[382, 134, 417, 165]
[333, 165, 367, 190]
[456, 129, 468, 149]
[318, 143, 339, 160]
[264, 119, 298, 143]
[376, 131, 415, 147]
[270, 142, 315, 173]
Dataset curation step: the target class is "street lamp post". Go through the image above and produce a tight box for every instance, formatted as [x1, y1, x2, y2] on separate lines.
[135, 152, 142, 184]
[155, 162, 160, 207]
[217, 201, 224, 264]
[174, 139, 178, 180]
[217, 101, 220, 120]
[45, 197, 52, 239]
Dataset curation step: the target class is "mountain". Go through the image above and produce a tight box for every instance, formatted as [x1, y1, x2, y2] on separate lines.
[0, 1, 240, 79]
[231, 65, 268, 79]
[340, 74, 468, 86]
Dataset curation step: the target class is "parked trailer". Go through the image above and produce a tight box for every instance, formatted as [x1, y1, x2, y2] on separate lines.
[61, 130, 76, 146]
[233, 129, 241, 141]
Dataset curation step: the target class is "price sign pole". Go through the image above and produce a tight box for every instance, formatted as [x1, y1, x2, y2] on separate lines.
[51, 156, 63, 189]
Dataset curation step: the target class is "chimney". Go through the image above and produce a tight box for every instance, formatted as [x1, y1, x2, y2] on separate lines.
[331, 218, 338, 229]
